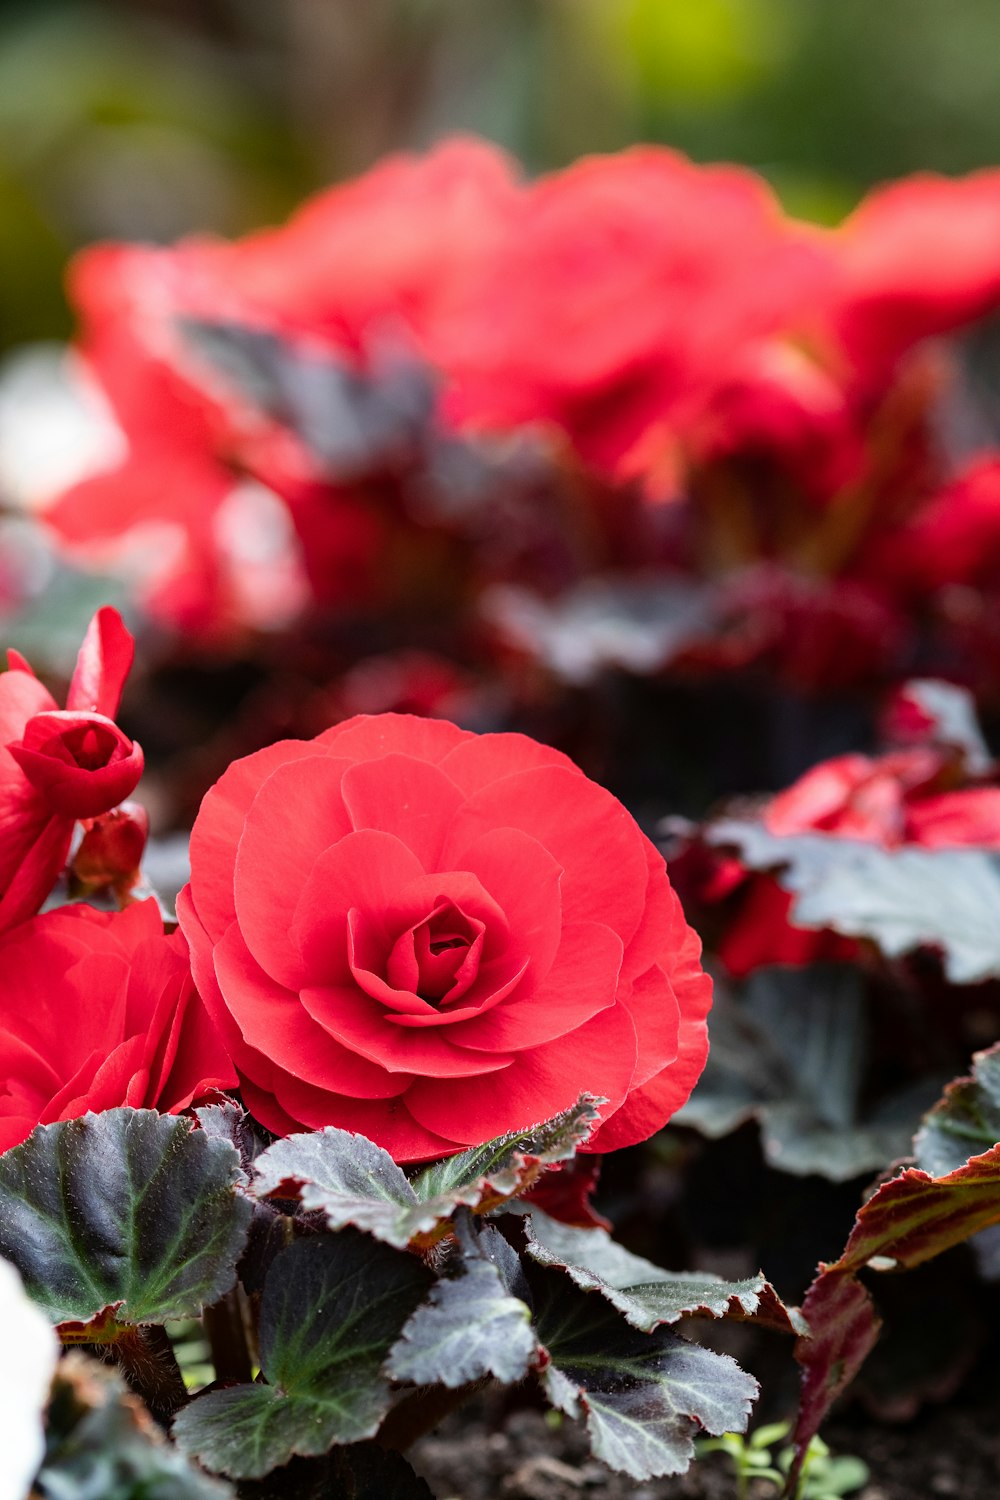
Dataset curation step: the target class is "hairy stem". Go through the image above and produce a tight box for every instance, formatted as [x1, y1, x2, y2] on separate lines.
[112, 1324, 188, 1422]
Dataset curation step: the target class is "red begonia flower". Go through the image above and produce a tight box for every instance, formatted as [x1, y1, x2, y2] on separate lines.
[45, 141, 521, 635]
[716, 744, 1000, 977]
[178, 712, 711, 1161]
[831, 169, 1000, 374]
[0, 900, 236, 1154]
[0, 606, 143, 930]
[439, 147, 828, 480]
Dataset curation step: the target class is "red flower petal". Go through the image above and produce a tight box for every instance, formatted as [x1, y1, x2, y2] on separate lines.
[340, 753, 466, 869]
[447, 764, 648, 943]
[317, 712, 468, 766]
[300, 980, 515, 1078]
[448, 920, 621, 1052]
[232, 753, 353, 987]
[66, 607, 135, 719]
[406, 1001, 638, 1146]
[214, 921, 407, 1098]
[188, 738, 325, 939]
[291, 829, 426, 986]
[439, 730, 580, 795]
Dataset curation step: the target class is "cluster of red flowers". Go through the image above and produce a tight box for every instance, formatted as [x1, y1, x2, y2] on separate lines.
[0, 609, 710, 1161]
[678, 680, 1000, 977]
[35, 140, 1000, 695]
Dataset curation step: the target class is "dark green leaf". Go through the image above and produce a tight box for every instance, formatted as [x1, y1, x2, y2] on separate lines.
[523, 1209, 805, 1335]
[180, 320, 435, 480]
[195, 1103, 270, 1184]
[387, 1224, 536, 1386]
[675, 968, 940, 1180]
[251, 1130, 422, 1250]
[251, 1096, 601, 1250]
[174, 1231, 432, 1479]
[915, 1042, 1000, 1177]
[531, 1263, 758, 1481]
[0, 1109, 251, 1325]
[39, 1351, 231, 1500]
[410, 1094, 602, 1206]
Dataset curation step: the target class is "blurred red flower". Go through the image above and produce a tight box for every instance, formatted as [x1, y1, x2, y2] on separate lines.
[178, 712, 711, 1161]
[711, 740, 1000, 977]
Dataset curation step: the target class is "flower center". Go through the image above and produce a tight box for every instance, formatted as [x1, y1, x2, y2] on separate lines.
[62, 722, 119, 770]
[386, 898, 485, 1005]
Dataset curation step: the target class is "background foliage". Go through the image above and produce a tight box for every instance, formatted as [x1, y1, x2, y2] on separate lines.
[4, 0, 1000, 351]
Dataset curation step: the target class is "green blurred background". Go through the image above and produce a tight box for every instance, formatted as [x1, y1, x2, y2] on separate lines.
[2, 0, 1000, 351]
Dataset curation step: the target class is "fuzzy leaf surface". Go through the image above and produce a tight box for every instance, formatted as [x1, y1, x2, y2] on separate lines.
[173, 1231, 432, 1479]
[530, 1263, 758, 1481]
[709, 820, 1000, 983]
[915, 1042, 1000, 1177]
[523, 1209, 805, 1335]
[252, 1096, 600, 1250]
[674, 968, 936, 1180]
[410, 1094, 602, 1205]
[0, 1109, 250, 1325]
[387, 1254, 536, 1387]
[195, 1102, 270, 1182]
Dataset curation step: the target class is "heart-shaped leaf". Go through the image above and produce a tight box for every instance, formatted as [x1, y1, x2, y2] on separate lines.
[0, 1109, 251, 1325]
[387, 1225, 536, 1387]
[173, 1230, 432, 1479]
[675, 967, 940, 1180]
[709, 819, 1000, 984]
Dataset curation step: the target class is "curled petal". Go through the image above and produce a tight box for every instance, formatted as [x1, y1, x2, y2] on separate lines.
[10, 711, 143, 819]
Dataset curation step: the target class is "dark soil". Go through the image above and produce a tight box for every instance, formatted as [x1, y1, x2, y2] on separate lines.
[410, 1398, 1000, 1500]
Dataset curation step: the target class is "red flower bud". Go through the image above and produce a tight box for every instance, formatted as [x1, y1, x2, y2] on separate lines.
[9, 710, 144, 819]
[71, 801, 149, 897]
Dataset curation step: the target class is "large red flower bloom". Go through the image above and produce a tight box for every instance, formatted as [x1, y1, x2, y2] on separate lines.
[0, 900, 236, 1153]
[178, 713, 711, 1161]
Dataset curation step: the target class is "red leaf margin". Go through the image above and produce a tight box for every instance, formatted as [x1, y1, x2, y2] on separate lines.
[788, 1137, 1000, 1493]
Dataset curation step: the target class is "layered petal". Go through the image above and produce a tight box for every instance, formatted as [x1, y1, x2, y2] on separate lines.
[185, 711, 710, 1159]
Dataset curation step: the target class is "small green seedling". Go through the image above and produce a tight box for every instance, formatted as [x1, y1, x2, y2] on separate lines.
[782, 1432, 870, 1500]
[696, 1422, 869, 1499]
